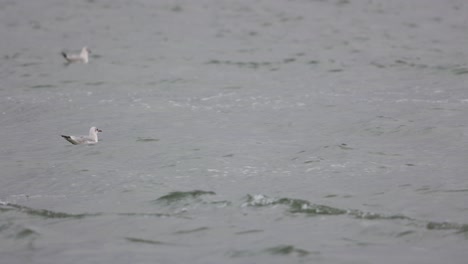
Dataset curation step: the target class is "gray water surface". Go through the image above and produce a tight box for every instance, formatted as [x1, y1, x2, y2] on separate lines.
[1, 0, 468, 263]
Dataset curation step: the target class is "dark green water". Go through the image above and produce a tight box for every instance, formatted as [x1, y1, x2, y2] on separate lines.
[1, 0, 467, 263]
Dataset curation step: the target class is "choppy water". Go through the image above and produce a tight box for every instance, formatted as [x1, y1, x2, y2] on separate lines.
[1, 0, 468, 263]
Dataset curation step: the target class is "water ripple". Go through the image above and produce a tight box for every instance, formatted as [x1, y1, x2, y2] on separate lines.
[242, 194, 468, 234]
[1, 202, 100, 219]
[153, 190, 216, 204]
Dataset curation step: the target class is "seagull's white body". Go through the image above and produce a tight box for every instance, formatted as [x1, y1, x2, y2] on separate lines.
[61, 127, 102, 145]
[62, 47, 90, 64]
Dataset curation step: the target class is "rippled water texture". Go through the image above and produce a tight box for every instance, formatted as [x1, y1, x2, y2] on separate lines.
[1, 0, 468, 263]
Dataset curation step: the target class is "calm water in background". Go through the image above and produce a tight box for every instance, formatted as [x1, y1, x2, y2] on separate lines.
[1, 0, 468, 263]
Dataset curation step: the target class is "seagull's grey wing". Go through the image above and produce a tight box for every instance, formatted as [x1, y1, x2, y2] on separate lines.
[62, 53, 84, 63]
[61, 135, 92, 145]
[62, 135, 79, 145]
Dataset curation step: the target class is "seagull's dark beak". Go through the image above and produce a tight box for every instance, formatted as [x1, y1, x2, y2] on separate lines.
[97, 129, 102, 132]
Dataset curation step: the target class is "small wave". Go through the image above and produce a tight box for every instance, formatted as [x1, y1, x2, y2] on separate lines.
[30, 84, 56, 89]
[206, 60, 274, 69]
[242, 194, 468, 234]
[0, 202, 100, 219]
[153, 190, 216, 204]
[452, 68, 468, 75]
[206, 56, 304, 70]
[174, 227, 209, 235]
[125, 237, 174, 246]
[426, 222, 468, 234]
[396, 230, 416, 237]
[1, 202, 184, 221]
[136, 137, 159, 142]
[442, 189, 468, 193]
[235, 229, 264, 235]
[348, 210, 411, 220]
[242, 194, 278, 207]
[84, 81, 106, 86]
[15, 227, 39, 239]
[264, 245, 311, 257]
[0, 222, 40, 246]
[228, 245, 314, 259]
[20, 62, 41, 67]
[279, 198, 347, 215]
[116, 212, 170, 218]
[242, 195, 346, 215]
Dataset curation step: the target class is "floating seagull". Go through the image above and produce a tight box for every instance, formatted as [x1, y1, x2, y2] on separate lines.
[61, 46, 91, 64]
[61, 127, 102, 145]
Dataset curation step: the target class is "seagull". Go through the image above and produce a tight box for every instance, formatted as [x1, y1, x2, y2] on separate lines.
[61, 46, 91, 64]
[61, 127, 102, 145]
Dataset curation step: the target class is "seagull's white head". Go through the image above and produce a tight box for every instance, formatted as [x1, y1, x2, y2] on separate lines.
[89, 127, 102, 142]
[89, 126, 102, 134]
[82, 46, 91, 54]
